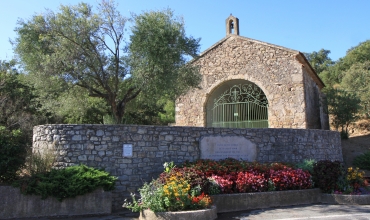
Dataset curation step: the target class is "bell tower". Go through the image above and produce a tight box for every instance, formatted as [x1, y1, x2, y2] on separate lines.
[226, 14, 239, 36]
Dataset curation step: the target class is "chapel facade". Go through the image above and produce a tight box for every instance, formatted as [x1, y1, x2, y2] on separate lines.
[175, 15, 329, 129]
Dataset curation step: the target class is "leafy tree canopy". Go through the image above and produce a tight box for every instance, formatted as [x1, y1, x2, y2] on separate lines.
[341, 40, 370, 71]
[324, 88, 361, 137]
[341, 61, 370, 117]
[0, 60, 38, 132]
[304, 49, 335, 75]
[13, 1, 201, 124]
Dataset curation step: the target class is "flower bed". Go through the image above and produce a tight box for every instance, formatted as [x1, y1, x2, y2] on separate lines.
[123, 159, 314, 215]
[181, 159, 313, 194]
[123, 159, 370, 216]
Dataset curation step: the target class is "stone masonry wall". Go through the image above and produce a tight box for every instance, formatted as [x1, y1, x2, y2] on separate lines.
[33, 124, 341, 212]
[303, 66, 322, 129]
[175, 35, 308, 128]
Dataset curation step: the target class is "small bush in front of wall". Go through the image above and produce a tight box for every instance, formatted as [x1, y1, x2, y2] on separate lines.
[312, 160, 344, 193]
[353, 151, 370, 170]
[0, 127, 27, 183]
[13, 164, 117, 201]
[295, 159, 316, 174]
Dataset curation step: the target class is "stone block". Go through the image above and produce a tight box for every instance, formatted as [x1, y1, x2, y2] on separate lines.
[78, 155, 87, 161]
[200, 135, 257, 161]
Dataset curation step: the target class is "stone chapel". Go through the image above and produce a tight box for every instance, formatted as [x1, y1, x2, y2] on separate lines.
[175, 15, 329, 130]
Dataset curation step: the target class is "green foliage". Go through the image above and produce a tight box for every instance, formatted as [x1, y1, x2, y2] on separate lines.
[304, 49, 335, 74]
[341, 40, 370, 71]
[13, 165, 117, 201]
[122, 101, 167, 125]
[57, 87, 110, 124]
[324, 88, 361, 137]
[341, 61, 370, 118]
[103, 114, 119, 125]
[0, 126, 27, 182]
[207, 177, 221, 195]
[0, 60, 39, 132]
[312, 160, 344, 193]
[129, 8, 202, 99]
[306, 41, 370, 121]
[14, 1, 130, 124]
[158, 98, 175, 125]
[163, 161, 176, 173]
[353, 151, 370, 170]
[295, 159, 316, 174]
[119, 93, 175, 125]
[14, 1, 201, 124]
[319, 40, 370, 87]
[124, 179, 166, 212]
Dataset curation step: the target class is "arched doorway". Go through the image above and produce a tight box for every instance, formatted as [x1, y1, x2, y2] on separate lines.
[207, 80, 268, 128]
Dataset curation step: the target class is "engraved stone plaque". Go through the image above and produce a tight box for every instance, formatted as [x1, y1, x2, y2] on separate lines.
[200, 136, 257, 161]
[123, 144, 133, 157]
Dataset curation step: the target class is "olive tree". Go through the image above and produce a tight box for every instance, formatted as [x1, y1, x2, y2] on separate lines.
[14, 1, 201, 123]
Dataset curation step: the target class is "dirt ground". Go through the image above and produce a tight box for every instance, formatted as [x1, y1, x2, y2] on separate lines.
[341, 127, 370, 177]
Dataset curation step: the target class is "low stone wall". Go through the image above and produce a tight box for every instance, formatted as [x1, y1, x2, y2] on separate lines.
[0, 186, 111, 219]
[211, 189, 322, 213]
[321, 194, 370, 205]
[139, 206, 217, 220]
[32, 124, 342, 211]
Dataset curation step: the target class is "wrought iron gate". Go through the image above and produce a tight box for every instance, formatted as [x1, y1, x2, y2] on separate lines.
[212, 84, 268, 128]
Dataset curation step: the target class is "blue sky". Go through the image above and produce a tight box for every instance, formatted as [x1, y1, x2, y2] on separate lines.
[1, 0, 369, 62]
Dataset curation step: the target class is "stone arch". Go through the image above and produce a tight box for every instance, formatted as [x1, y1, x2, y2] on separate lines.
[205, 79, 269, 128]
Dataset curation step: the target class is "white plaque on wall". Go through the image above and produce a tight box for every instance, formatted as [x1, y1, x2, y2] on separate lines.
[200, 136, 257, 161]
[123, 144, 133, 157]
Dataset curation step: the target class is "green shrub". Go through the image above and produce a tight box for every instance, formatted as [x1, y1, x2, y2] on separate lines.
[295, 159, 316, 174]
[13, 165, 117, 201]
[353, 151, 370, 170]
[312, 160, 344, 193]
[0, 127, 27, 182]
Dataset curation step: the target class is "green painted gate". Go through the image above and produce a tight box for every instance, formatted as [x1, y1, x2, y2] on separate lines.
[212, 83, 268, 128]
